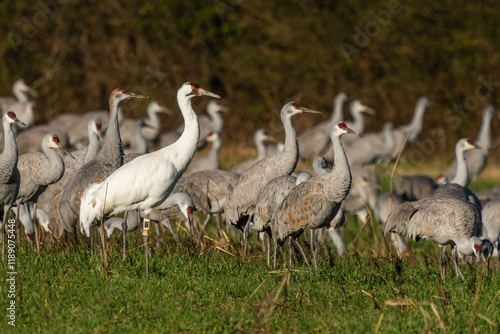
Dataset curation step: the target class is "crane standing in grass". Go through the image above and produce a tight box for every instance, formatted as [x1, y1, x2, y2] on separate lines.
[0, 112, 25, 260]
[271, 122, 362, 274]
[79, 82, 220, 277]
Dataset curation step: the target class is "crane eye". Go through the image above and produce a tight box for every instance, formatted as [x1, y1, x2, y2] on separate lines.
[338, 122, 347, 129]
[189, 83, 200, 89]
[466, 139, 473, 145]
[52, 136, 60, 143]
[119, 88, 129, 94]
[292, 103, 300, 109]
[187, 206, 194, 214]
[96, 124, 101, 130]
[7, 111, 15, 118]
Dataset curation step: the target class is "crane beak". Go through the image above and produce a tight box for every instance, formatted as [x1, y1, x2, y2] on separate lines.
[347, 128, 363, 137]
[158, 105, 174, 115]
[128, 92, 151, 100]
[14, 117, 26, 127]
[474, 143, 490, 152]
[301, 107, 321, 114]
[57, 143, 75, 159]
[361, 105, 376, 115]
[26, 87, 39, 98]
[218, 105, 230, 113]
[199, 88, 221, 99]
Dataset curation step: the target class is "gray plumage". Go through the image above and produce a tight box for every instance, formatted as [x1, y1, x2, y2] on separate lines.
[390, 96, 431, 160]
[253, 173, 311, 233]
[323, 100, 375, 162]
[230, 129, 275, 174]
[395, 175, 436, 201]
[341, 166, 380, 218]
[0, 112, 25, 228]
[346, 122, 395, 166]
[374, 191, 407, 256]
[445, 105, 496, 181]
[15, 134, 74, 206]
[271, 122, 359, 245]
[183, 170, 239, 215]
[481, 197, 500, 257]
[298, 92, 348, 161]
[184, 132, 221, 176]
[225, 102, 320, 231]
[0, 80, 37, 133]
[120, 101, 171, 150]
[15, 124, 69, 153]
[52, 88, 149, 233]
[384, 197, 482, 279]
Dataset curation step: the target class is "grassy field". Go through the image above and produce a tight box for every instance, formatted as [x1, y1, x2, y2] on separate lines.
[1, 197, 499, 333]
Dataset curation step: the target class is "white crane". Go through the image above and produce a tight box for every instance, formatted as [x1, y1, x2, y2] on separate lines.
[79, 82, 219, 276]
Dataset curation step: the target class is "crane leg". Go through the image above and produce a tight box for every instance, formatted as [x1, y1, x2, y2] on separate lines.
[1, 206, 8, 261]
[390, 233, 407, 258]
[438, 245, 446, 280]
[273, 238, 278, 270]
[242, 216, 251, 263]
[288, 238, 292, 268]
[161, 218, 179, 243]
[265, 233, 270, 269]
[122, 212, 128, 261]
[293, 238, 313, 275]
[215, 212, 222, 239]
[197, 214, 211, 246]
[33, 202, 40, 255]
[451, 246, 465, 280]
[143, 214, 151, 279]
[90, 224, 94, 258]
[327, 228, 346, 258]
[310, 230, 318, 275]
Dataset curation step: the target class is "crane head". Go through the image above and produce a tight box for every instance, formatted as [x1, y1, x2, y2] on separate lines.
[18, 79, 38, 97]
[5, 111, 26, 127]
[184, 83, 221, 99]
[470, 236, 483, 258]
[111, 88, 150, 103]
[460, 138, 490, 153]
[333, 122, 363, 137]
[282, 102, 320, 120]
[351, 100, 376, 115]
[46, 134, 76, 159]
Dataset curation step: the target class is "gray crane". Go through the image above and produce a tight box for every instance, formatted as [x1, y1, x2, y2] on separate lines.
[79, 83, 218, 277]
[230, 129, 276, 174]
[182, 169, 239, 242]
[271, 122, 361, 274]
[120, 101, 172, 150]
[39, 118, 102, 236]
[374, 191, 407, 257]
[53, 88, 150, 237]
[161, 100, 227, 149]
[480, 197, 500, 258]
[184, 132, 221, 176]
[0, 112, 25, 260]
[391, 96, 432, 160]
[298, 92, 349, 161]
[225, 102, 320, 241]
[15, 124, 70, 153]
[395, 175, 437, 201]
[445, 105, 496, 182]
[384, 197, 482, 280]
[346, 122, 395, 166]
[0, 79, 38, 109]
[323, 100, 375, 162]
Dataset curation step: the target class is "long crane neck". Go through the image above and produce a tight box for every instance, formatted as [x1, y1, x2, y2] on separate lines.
[40, 146, 66, 186]
[13, 84, 29, 103]
[331, 95, 346, 123]
[0, 119, 18, 176]
[169, 92, 200, 175]
[327, 133, 352, 200]
[451, 145, 468, 187]
[475, 105, 494, 148]
[95, 97, 124, 165]
[405, 98, 428, 142]
[209, 110, 223, 133]
[280, 113, 299, 170]
[84, 128, 101, 164]
[207, 136, 221, 169]
[146, 104, 161, 133]
[255, 137, 268, 160]
[350, 108, 366, 134]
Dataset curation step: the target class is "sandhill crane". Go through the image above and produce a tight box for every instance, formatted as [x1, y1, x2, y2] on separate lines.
[79, 83, 219, 276]
[445, 105, 496, 181]
[15, 134, 74, 253]
[2, 101, 36, 133]
[53, 88, 149, 236]
[391, 96, 432, 160]
[481, 197, 500, 257]
[298, 92, 349, 161]
[184, 132, 221, 176]
[0, 79, 38, 109]
[346, 122, 395, 166]
[384, 197, 482, 280]
[161, 100, 227, 149]
[323, 100, 375, 162]
[225, 102, 321, 244]
[38, 118, 102, 235]
[120, 101, 172, 150]
[124, 119, 151, 154]
[15, 124, 70, 153]
[374, 191, 407, 256]
[230, 129, 276, 174]
[395, 175, 437, 201]
[271, 122, 361, 274]
[0, 112, 25, 260]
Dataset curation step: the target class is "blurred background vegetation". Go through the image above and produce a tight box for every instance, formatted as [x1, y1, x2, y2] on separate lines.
[1, 0, 499, 166]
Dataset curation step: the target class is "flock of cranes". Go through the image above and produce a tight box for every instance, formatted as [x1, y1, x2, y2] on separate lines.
[0, 78, 499, 280]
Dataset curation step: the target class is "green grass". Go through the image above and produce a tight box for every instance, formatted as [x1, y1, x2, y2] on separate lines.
[1, 210, 499, 333]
